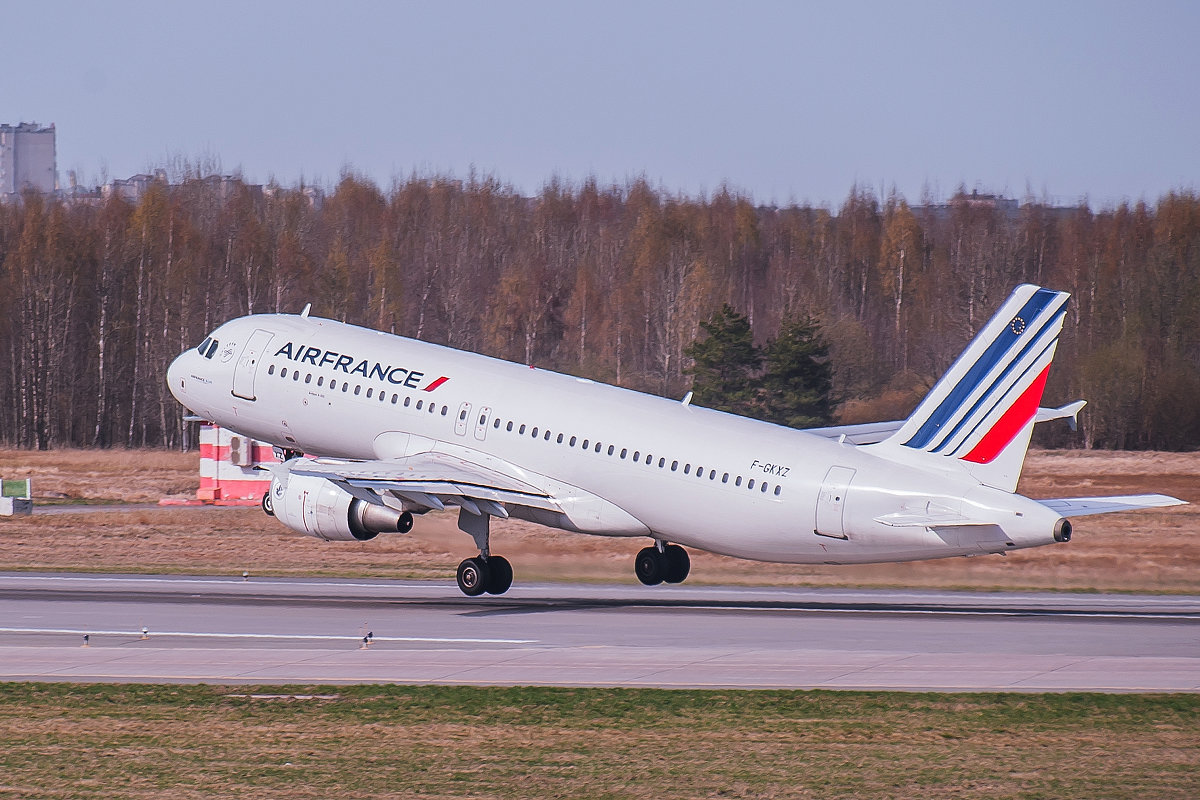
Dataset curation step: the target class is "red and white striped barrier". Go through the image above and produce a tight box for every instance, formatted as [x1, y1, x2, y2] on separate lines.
[164, 425, 278, 506]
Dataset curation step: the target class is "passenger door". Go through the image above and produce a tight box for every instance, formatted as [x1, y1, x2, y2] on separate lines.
[231, 329, 275, 401]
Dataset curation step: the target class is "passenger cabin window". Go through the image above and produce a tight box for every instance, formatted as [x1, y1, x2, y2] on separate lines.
[268, 365, 275, 376]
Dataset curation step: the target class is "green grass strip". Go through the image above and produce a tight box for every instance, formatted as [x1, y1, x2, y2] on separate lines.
[0, 683, 1197, 799]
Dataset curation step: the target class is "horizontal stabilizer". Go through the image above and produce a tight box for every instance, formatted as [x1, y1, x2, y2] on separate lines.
[807, 401, 1087, 446]
[1033, 400, 1086, 431]
[1037, 494, 1186, 517]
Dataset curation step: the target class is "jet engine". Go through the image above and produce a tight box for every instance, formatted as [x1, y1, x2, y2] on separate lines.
[268, 473, 414, 542]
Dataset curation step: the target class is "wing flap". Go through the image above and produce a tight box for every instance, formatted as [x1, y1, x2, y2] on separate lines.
[1037, 494, 1186, 517]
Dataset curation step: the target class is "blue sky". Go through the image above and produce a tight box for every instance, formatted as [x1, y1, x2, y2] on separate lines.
[5, 1, 1197, 206]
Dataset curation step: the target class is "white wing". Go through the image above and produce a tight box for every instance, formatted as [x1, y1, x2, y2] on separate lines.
[287, 452, 560, 518]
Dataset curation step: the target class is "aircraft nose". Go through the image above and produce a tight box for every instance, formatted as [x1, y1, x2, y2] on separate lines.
[166, 352, 189, 404]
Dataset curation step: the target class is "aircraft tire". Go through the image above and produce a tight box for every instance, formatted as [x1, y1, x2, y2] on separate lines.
[261, 491, 274, 517]
[485, 555, 513, 595]
[456, 557, 491, 597]
[663, 544, 690, 584]
[634, 546, 667, 586]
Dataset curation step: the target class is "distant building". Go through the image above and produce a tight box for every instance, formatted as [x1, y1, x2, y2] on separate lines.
[101, 170, 167, 202]
[0, 122, 57, 197]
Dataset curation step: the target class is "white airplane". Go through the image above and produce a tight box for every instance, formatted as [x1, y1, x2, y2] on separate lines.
[167, 284, 1183, 596]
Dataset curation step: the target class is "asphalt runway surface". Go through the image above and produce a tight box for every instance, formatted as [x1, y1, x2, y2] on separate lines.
[1, 573, 1197, 692]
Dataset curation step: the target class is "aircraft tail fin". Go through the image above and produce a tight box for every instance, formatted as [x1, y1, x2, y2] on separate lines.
[874, 284, 1071, 492]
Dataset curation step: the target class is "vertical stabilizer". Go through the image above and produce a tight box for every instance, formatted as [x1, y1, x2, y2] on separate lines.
[873, 285, 1070, 492]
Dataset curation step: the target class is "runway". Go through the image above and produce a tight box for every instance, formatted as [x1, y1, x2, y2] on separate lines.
[1, 573, 1197, 692]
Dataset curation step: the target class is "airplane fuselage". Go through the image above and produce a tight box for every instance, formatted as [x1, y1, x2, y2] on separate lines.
[167, 313, 1064, 565]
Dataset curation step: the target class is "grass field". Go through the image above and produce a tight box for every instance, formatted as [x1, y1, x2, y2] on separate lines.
[0, 684, 1196, 800]
[0, 448, 1196, 592]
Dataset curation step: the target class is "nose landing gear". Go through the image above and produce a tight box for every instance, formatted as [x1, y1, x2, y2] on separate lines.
[634, 542, 690, 586]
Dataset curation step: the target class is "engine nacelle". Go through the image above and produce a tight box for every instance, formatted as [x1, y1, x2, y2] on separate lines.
[269, 473, 413, 542]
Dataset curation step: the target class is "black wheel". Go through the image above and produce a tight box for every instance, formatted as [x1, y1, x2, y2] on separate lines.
[634, 546, 667, 586]
[397, 511, 414, 534]
[456, 557, 491, 597]
[261, 491, 274, 517]
[664, 544, 690, 584]
[485, 555, 513, 595]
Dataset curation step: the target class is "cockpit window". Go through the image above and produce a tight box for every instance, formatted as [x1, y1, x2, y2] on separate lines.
[204, 339, 219, 359]
[197, 337, 211, 355]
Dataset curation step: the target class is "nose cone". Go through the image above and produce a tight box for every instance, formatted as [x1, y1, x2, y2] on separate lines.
[166, 352, 189, 406]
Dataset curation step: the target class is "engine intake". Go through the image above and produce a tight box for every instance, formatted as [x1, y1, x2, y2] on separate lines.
[1053, 518, 1073, 543]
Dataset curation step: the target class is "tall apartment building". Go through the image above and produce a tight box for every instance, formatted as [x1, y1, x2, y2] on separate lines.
[0, 122, 57, 196]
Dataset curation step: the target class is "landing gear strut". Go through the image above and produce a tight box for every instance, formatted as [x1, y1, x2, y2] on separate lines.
[635, 542, 690, 586]
[455, 507, 513, 596]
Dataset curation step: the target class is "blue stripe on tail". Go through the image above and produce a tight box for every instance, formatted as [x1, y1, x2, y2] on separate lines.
[902, 288, 1061, 450]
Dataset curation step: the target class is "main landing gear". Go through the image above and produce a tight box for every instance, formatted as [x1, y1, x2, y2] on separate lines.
[455, 507, 513, 597]
[456, 554, 514, 597]
[634, 542, 690, 586]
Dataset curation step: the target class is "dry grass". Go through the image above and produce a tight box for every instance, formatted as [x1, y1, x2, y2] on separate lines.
[0, 684, 1196, 799]
[0, 448, 1197, 592]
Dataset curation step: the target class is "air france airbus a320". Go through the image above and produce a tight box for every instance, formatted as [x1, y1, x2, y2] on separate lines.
[167, 285, 1183, 596]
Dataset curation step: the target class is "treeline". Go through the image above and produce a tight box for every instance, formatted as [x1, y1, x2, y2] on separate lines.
[0, 173, 1197, 450]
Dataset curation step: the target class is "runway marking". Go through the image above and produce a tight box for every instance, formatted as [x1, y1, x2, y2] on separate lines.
[0, 627, 536, 645]
[0, 575, 443, 590]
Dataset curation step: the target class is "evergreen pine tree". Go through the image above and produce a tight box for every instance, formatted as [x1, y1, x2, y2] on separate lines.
[684, 304, 761, 416]
[759, 316, 834, 428]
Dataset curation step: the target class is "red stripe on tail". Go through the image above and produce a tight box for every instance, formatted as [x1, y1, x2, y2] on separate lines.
[961, 365, 1051, 464]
